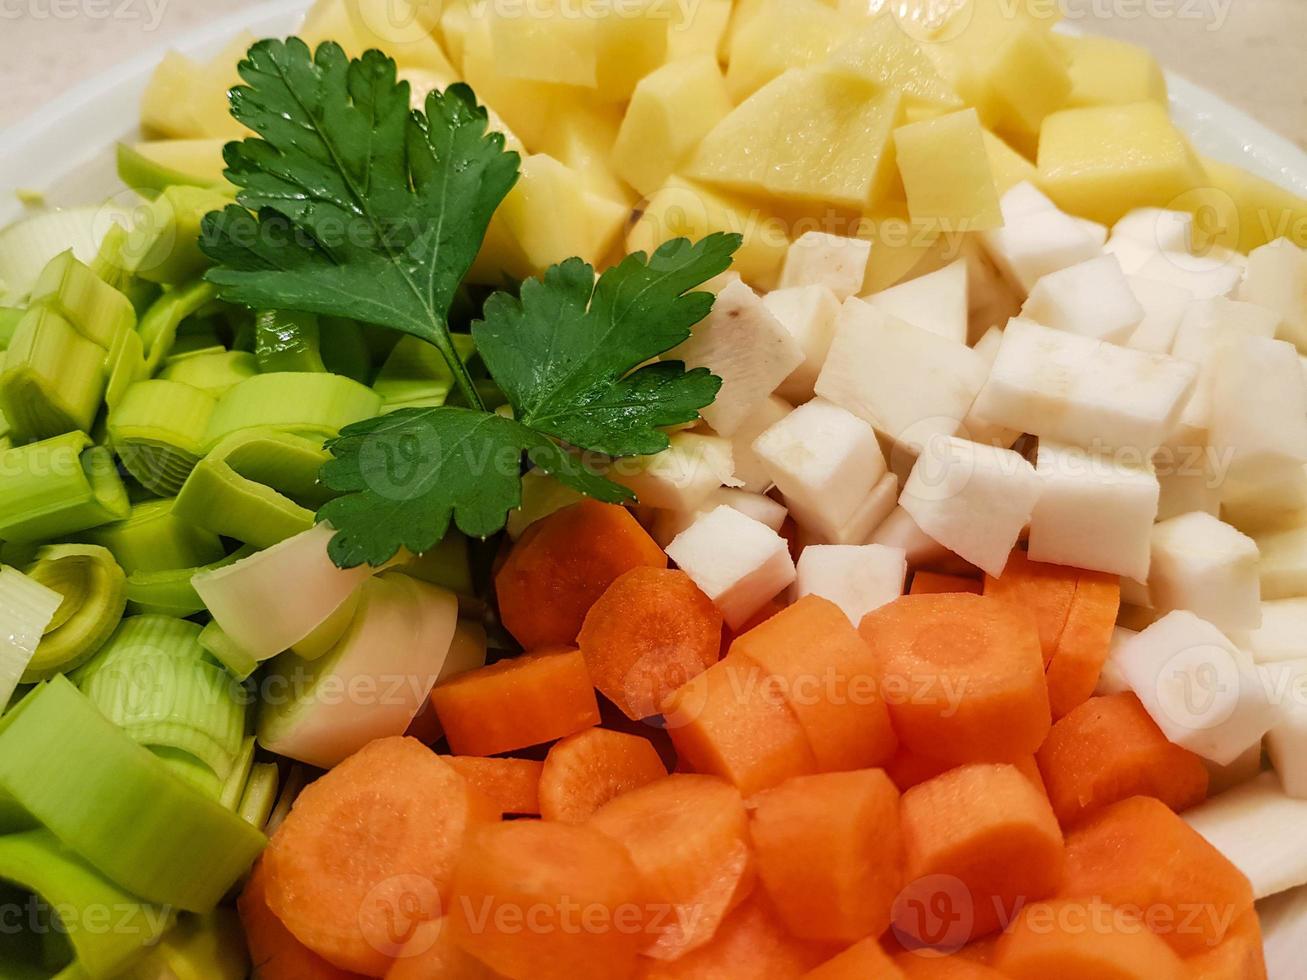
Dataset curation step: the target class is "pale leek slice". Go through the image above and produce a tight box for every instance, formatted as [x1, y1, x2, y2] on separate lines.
[505, 468, 585, 539]
[0, 433, 130, 543]
[0, 676, 266, 911]
[0, 306, 24, 347]
[85, 498, 223, 576]
[22, 544, 127, 681]
[159, 349, 257, 395]
[257, 572, 458, 767]
[238, 763, 280, 830]
[204, 372, 382, 446]
[0, 205, 128, 306]
[287, 586, 361, 661]
[29, 250, 136, 349]
[114, 909, 249, 980]
[89, 223, 161, 316]
[107, 379, 215, 495]
[193, 523, 380, 659]
[152, 746, 223, 799]
[120, 186, 232, 286]
[396, 531, 474, 597]
[137, 280, 217, 371]
[197, 621, 259, 681]
[373, 332, 475, 411]
[0, 307, 107, 441]
[219, 735, 257, 811]
[0, 566, 62, 708]
[125, 545, 254, 617]
[263, 764, 307, 836]
[254, 309, 325, 372]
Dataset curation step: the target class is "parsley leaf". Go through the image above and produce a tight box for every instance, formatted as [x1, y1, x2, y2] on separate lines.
[318, 235, 738, 567]
[198, 37, 519, 407]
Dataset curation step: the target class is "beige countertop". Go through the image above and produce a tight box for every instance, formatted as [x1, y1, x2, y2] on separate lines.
[0, 0, 1304, 148]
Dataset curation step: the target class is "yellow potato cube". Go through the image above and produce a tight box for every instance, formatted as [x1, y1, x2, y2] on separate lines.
[824, 13, 961, 112]
[470, 155, 628, 283]
[141, 37, 252, 140]
[591, 0, 671, 101]
[613, 57, 732, 199]
[1186, 159, 1307, 253]
[858, 205, 955, 295]
[976, 26, 1071, 152]
[437, 0, 477, 66]
[686, 68, 904, 211]
[299, 0, 457, 76]
[725, 0, 852, 101]
[627, 177, 790, 288]
[459, 19, 580, 148]
[983, 130, 1038, 194]
[666, 0, 732, 62]
[894, 108, 1001, 231]
[1037, 102, 1207, 226]
[1056, 35, 1166, 108]
[489, 2, 599, 87]
[534, 99, 633, 205]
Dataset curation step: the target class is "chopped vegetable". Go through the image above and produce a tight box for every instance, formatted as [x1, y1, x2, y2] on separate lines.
[910, 572, 982, 596]
[805, 938, 907, 980]
[993, 899, 1186, 980]
[1044, 568, 1120, 719]
[0, 564, 61, 706]
[442, 756, 542, 816]
[0, 432, 129, 542]
[384, 916, 500, 980]
[238, 860, 363, 980]
[22, 544, 127, 680]
[538, 728, 667, 823]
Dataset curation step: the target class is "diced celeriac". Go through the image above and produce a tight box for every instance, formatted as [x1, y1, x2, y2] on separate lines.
[665, 505, 795, 628]
[1027, 441, 1159, 581]
[1020, 254, 1143, 343]
[1124, 275, 1193, 353]
[1075, 217, 1108, 249]
[1256, 524, 1307, 600]
[1111, 207, 1194, 253]
[605, 431, 735, 511]
[961, 327, 1021, 449]
[1134, 249, 1242, 300]
[864, 260, 968, 345]
[727, 395, 791, 493]
[670, 279, 803, 436]
[762, 284, 841, 403]
[1184, 771, 1307, 898]
[795, 543, 907, 628]
[1180, 296, 1281, 339]
[795, 472, 899, 546]
[1261, 880, 1307, 977]
[979, 182, 1102, 293]
[899, 436, 1043, 578]
[1245, 599, 1307, 663]
[1093, 626, 1137, 697]
[1263, 659, 1307, 798]
[1238, 238, 1307, 352]
[1148, 512, 1262, 633]
[650, 487, 787, 548]
[1222, 465, 1307, 536]
[777, 230, 870, 300]
[1103, 235, 1160, 276]
[869, 506, 966, 573]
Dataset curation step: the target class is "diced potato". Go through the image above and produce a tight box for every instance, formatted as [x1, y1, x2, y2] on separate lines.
[894, 108, 1001, 231]
[725, 0, 851, 101]
[612, 57, 732, 198]
[626, 177, 790, 289]
[665, 0, 732, 62]
[488, 2, 599, 87]
[459, 18, 581, 147]
[300, 0, 456, 76]
[983, 130, 1038, 195]
[141, 49, 247, 140]
[1037, 102, 1207, 226]
[533, 98, 631, 204]
[856, 207, 950, 295]
[1199, 159, 1307, 253]
[687, 69, 903, 211]
[823, 13, 961, 112]
[591, 0, 673, 101]
[970, 24, 1071, 154]
[1056, 34, 1166, 108]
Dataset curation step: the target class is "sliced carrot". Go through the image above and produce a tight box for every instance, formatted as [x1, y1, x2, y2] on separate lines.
[662, 653, 817, 796]
[578, 567, 723, 720]
[1060, 796, 1254, 956]
[1036, 692, 1209, 827]
[729, 595, 897, 771]
[803, 937, 907, 979]
[263, 737, 500, 976]
[442, 757, 543, 816]
[896, 763, 1064, 945]
[750, 769, 902, 944]
[598, 697, 678, 771]
[448, 821, 648, 980]
[496, 500, 668, 650]
[886, 750, 1045, 794]
[993, 899, 1186, 980]
[911, 572, 982, 596]
[1185, 909, 1267, 980]
[858, 594, 1051, 765]
[893, 952, 1009, 979]
[430, 648, 601, 756]
[240, 859, 367, 980]
[636, 892, 833, 980]
[538, 728, 667, 823]
[721, 596, 786, 651]
[590, 773, 753, 960]
[982, 549, 1078, 666]
[385, 917, 503, 980]
[1045, 571, 1120, 719]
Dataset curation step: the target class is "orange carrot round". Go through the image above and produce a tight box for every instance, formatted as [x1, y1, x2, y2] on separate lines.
[240, 860, 367, 980]
[538, 728, 667, 823]
[859, 594, 1051, 765]
[385, 916, 503, 980]
[442, 757, 544, 816]
[1036, 692, 1209, 827]
[430, 648, 601, 756]
[911, 572, 983, 596]
[1045, 571, 1120, 719]
[803, 937, 907, 979]
[589, 773, 753, 960]
[750, 769, 902, 944]
[496, 500, 667, 651]
[448, 821, 648, 980]
[262, 737, 500, 976]
[578, 568, 723, 721]
[993, 899, 1186, 980]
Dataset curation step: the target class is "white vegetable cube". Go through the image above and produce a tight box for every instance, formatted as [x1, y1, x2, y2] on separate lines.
[800, 472, 900, 547]
[1184, 772, 1307, 899]
[666, 505, 795, 629]
[1135, 250, 1242, 300]
[795, 543, 907, 627]
[650, 488, 787, 548]
[864, 260, 968, 345]
[1114, 611, 1273, 766]
[960, 327, 1021, 449]
[1180, 297, 1281, 339]
[778, 231, 870, 300]
[752, 398, 886, 543]
[1020, 255, 1143, 343]
[980, 182, 1102, 293]
[1246, 599, 1307, 663]
[1238, 238, 1307, 352]
[1111, 207, 1194, 253]
[1104, 235, 1161, 276]
[1209, 334, 1307, 490]
[1027, 441, 1159, 581]
[606, 432, 735, 511]
[814, 299, 989, 453]
[1222, 464, 1307, 536]
[1149, 512, 1262, 633]
[1076, 218, 1109, 249]
[869, 505, 962, 571]
[1094, 626, 1138, 697]
[1125, 275, 1194, 353]
[1265, 660, 1307, 798]
[727, 395, 791, 493]
[1256, 524, 1307, 600]
[670, 279, 803, 436]
[762, 284, 841, 403]
[899, 436, 1043, 578]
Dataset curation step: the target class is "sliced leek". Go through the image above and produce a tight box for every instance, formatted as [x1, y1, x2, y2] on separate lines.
[287, 585, 361, 661]
[0, 566, 62, 707]
[120, 185, 232, 286]
[0, 434, 130, 543]
[198, 621, 258, 681]
[107, 379, 214, 495]
[219, 736, 257, 811]
[238, 762, 280, 830]
[0, 205, 127, 306]
[152, 746, 223, 799]
[137, 280, 217, 371]
[204, 372, 382, 445]
[104, 319, 147, 412]
[263, 764, 308, 836]
[85, 498, 223, 575]
[29, 250, 136, 349]
[397, 531, 474, 596]
[0, 307, 107, 441]
[0, 676, 265, 911]
[373, 332, 475, 411]
[115, 909, 249, 980]
[89, 223, 161, 316]
[0, 305, 24, 348]
[254, 309, 326, 372]
[124, 545, 254, 617]
[159, 349, 257, 395]
[22, 544, 127, 681]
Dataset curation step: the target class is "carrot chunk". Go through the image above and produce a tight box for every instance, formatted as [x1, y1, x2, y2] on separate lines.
[893, 952, 1010, 979]
[263, 737, 500, 976]
[449, 821, 648, 980]
[385, 917, 503, 980]
[721, 597, 786, 649]
[994, 899, 1187, 980]
[887, 750, 1045, 794]
[578, 568, 723, 720]
[240, 860, 367, 980]
[1045, 571, 1120, 718]
[729, 595, 897, 771]
[1036, 692, 1209, 826]
[1060, 796, 1254, 956]
[982, 550, 1079, 665]
[442, 757, 544, 816]
[803, 937, 907, 979]
[430, 648, 601, 756]
[538, 728, 667, 823]
[590, 773, 753, 960]
[496, 500, 667, 650]
[1185, 909, 1267, 979]
[636, 892, 832, 980]
[750, 769, 902, 944]
[911, 572, 982, 596]
[896, 763, 1064, 945]
[662, 654, 817, 796]
[859, 594, 1051, 765]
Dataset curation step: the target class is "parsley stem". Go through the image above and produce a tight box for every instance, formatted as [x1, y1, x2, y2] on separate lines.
[432, 321, 485, 411]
